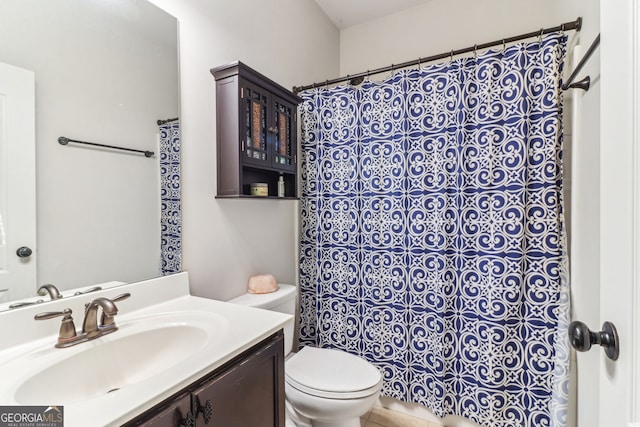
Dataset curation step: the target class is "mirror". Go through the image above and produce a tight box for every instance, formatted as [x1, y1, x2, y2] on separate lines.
[0, 0, 179, 309]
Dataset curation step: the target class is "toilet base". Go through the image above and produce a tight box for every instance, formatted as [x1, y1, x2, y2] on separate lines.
[311, 418, 361, 427]
[286, 399, 311, 427]
[286, 381, 380, 427]
[286, 394, 365, 427]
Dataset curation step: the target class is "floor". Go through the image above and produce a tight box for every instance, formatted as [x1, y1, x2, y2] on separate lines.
[360, 406, 444, 427]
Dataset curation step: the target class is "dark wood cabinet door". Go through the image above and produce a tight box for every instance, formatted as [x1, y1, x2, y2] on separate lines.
[271, 94, 297, 173]
[122, 332, 285, 427]
[240, 80, 271, 169]
[192, 332, 284, 427]
[129, 392, 192, 427]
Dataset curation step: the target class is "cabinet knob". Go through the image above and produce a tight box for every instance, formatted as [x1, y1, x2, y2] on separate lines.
[196, 398, 213, 424]
[179, 411, 195, 427]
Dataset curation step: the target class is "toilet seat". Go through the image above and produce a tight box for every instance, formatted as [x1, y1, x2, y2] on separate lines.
[285, 346, 382, 399]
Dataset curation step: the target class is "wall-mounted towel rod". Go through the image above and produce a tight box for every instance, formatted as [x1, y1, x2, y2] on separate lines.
[561, 33, 600, 91]
[157, 117, 179, 125]
[58, 136, 154, 158]
[293, 17, 582, 93]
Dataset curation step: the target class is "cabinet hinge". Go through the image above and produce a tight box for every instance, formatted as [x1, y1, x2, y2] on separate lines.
[241, 87, 244, 98]
[241, 141, 245, 152]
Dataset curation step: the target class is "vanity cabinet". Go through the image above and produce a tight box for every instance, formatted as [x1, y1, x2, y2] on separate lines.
[124, 331, 285, 427]
[211, 61, 301, 199]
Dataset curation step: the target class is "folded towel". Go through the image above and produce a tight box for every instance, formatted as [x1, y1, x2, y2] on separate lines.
[248, 274, 279, 294]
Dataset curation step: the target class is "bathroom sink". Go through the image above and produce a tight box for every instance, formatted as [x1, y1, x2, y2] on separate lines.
[16, 324, 206, 404]
[0, 273, 293, 427]
[0, 311, 227, 405]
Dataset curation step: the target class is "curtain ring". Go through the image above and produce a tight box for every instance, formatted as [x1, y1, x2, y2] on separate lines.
[502, 38, 506, 52]
[539, 28, 544, 45]
[450, 50, 454, 64]
[473, 44, 478, 59]
[391, 64, 395, 76]
[418, 57, 422, 69]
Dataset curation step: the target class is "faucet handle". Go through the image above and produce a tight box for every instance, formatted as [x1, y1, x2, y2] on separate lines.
[35, 308, 78, 348]
[111, 293, 131, 303]
[100, 293, 131, 327]
[9, 299, 45, 309]
[34, 308, 71, 321]
[73, 286, 102, 296]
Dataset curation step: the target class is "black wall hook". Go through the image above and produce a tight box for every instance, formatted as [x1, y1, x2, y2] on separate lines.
[566, 76, 591, 91]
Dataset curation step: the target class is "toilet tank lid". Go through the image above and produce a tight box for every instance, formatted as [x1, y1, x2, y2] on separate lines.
[227, 283, 296, 309]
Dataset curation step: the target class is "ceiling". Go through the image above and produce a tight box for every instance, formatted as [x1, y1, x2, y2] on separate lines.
[314, 0, 433, 29]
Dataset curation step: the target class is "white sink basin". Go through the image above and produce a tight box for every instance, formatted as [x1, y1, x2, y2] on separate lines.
[15, 323, 207, 404]
[0, 311, 227, 406]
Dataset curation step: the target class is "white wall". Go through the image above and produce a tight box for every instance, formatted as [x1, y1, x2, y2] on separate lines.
[340, 0, 585, 76]
[147, 0, 339, 301]
[0, 0, 179, 291]
[338, 1, 600, 426]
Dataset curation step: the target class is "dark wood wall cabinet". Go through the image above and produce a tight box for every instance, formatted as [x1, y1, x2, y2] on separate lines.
[211, 61, 301, 199]
[123, 331, 285, 427]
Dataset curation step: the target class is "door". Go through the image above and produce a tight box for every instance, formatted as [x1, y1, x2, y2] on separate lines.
[0, 61, 36, 302]
[598, 1, 639, 426]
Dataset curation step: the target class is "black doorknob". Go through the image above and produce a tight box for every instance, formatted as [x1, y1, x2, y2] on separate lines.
[569, 320, 619, 361]
[16, 246, 32, 258]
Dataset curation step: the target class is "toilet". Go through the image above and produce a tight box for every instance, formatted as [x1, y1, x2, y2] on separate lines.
[228, 284, 382, 427]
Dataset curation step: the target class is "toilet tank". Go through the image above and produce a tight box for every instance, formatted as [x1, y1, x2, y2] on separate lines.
[227, 284, 297, 355]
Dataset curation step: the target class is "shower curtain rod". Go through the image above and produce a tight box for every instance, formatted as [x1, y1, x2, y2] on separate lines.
[292, 17, 582, 94]
[157, 117, 179, 125]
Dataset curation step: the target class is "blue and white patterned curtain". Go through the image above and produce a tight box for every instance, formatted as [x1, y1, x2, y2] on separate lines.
[299, 34, 569, 427]
[159, 120, 182, 275]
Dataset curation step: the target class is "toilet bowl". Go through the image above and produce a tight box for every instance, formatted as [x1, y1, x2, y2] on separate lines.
[285, 346, 382, 427]
[228, 284, 382, 427]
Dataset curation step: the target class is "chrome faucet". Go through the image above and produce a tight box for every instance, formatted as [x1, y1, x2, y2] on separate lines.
[38, 284, 63, 300]
[81, 293, 131, 339]
[35, 293, 131, 348]
[82, 297, 119, 338]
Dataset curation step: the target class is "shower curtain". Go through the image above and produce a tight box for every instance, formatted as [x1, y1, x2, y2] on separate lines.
[299, 34, 569, 427]
[159, 120, 182, 275]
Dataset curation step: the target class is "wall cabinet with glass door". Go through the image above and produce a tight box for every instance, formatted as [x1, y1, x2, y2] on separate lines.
[211, 62, 300, 199]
